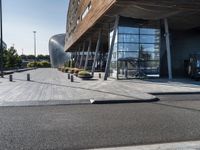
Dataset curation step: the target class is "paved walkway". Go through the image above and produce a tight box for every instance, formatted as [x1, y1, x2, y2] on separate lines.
[0, 68, 155, 106]
[0, 68, 200, 106]
[95, 140, 200, 150]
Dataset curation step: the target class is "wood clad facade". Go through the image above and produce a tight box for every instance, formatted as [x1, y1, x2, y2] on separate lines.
[65, 0, 116, 51]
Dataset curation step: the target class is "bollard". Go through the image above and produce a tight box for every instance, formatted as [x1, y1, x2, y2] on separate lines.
[9, 75, 13, 82]
[71, 75, 74, 82]
[1, 72, 4, 78]
[68, 73, 71, 79]
[27, 74, 30, 81]
[99, 73, 101, 79]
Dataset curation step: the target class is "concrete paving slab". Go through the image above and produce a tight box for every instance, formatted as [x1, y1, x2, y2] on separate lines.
[1, 68, 200, 106]
[0, 68, 155, 106]
[94, 140, 200, 150]
[0, 99, 91, 107]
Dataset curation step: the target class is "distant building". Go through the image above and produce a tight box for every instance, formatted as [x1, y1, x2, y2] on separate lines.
[65, 0, 200, 80]
[49, 34, 70, 68]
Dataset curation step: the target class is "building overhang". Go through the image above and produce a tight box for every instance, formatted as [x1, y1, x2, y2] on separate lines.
[65, 0, 200, 52]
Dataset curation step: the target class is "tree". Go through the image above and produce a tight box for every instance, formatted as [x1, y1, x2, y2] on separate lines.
[26, 55, 36, 60]
[3, 47, 22, 69]
[37, 54, 50, 61]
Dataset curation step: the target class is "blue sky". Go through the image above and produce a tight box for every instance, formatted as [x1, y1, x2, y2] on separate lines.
[2, 0, 69, 55]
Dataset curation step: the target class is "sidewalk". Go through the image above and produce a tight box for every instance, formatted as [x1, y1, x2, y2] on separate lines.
[0, 68, 156, 106]
[95, 140, 200, 150]
[0, 68, 200, 106]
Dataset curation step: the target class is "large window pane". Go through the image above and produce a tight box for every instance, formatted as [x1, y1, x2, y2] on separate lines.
[140, 52, 160, 61]
[140, 35, 160, 43]
[140, 28, 160, 35]
[118, 51, 139, 59]
[142, 61, 160, 69]
[119, 27, 139, 34]
[118, 34, 139, 43]
[140, 44, 159, 52]
[112, 22, 161, 78]
[118, 43, 139, 52]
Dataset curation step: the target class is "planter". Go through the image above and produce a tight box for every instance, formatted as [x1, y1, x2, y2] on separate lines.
[78, 71, 93, 80]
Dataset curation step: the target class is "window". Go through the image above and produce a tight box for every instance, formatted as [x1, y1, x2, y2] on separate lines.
[81, 1, 92, 20]
[116, 25, 161, 79]
[118, 27, 139, 34]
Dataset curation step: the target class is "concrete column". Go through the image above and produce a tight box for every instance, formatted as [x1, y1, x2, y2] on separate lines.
[91, 30, 102, 76]
[84, 39, 92, 70]
[104, 15, 119, 80]
[164, 18, 172, 80]
[79, 42, 85, 68]
[75, 46, 81, 67]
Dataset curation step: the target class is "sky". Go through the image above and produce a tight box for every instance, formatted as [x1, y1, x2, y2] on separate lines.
[2, 0, 69, 55]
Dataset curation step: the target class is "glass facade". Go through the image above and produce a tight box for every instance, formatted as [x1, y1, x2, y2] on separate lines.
[110, 18, 160, 79]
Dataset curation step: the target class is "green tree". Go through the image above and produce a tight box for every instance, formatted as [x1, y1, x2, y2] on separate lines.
[37, 54, 50, 61]
[3, 47, 22, 69]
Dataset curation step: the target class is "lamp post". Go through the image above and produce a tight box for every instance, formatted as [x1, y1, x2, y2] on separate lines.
[0, 0, 3, 77]
[33, 31, 37, 67]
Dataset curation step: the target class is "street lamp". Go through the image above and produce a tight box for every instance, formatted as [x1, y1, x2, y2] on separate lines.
[33, 31, 37, 67]
[0, 0, 3, 77]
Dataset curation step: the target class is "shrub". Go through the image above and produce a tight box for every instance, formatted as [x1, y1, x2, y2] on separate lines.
[40, 61, 51, 68]
[61, 67, 65, 72]
[78, 71, 92, 79]
[27, 61, 50, 68]
[27, 62, 37, 68]
[64, 67, 69, 73]
[74, 68, 84, 76]
[68, 68, 75, 74]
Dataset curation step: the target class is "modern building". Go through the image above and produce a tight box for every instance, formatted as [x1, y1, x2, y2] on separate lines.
[49, 34, 70, 68]
[65, 0, 200, 80]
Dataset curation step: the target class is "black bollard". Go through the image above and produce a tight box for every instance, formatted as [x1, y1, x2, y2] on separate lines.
[71, 75, 74, 82]
[99, 73, 101, 79]
[68, 73, 71, 79]
[9, 75, 13, 82]
[1, 72, 4, 78]
[27, 74, 30, 81]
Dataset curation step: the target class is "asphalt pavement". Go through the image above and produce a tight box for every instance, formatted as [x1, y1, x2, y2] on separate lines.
[1, 94, 200, 150]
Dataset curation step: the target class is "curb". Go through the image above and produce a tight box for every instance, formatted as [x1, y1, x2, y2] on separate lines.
[0, 99, 91, 107]
[90, 97, 159, 104]
[93, 140, 200, 150]
[0, 97, 160, 107]
[150, 92, 200, 95]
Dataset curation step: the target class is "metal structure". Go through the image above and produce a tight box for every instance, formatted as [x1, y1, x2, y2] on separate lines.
[49, 34, 70, 68]
[33, 31, 37, 64]
[0, 0, 3, 77]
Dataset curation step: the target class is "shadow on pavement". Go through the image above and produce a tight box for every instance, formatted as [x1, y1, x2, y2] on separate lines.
[1, 77, 157, 103]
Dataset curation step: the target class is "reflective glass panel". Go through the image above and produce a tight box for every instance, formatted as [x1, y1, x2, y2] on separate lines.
[140, 52, 160, 61]
[118, 34, 139, 43]
[118, 27, 139, 34]
[118, 43, 139, 52]
[140, 28, 160, 35]
[118, 51, 139, 59]
[140, 35, 160, 43]
[140, 44, 159, 52]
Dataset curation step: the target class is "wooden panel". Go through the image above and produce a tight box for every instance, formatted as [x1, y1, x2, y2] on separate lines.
[65, 0, 116, 51]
